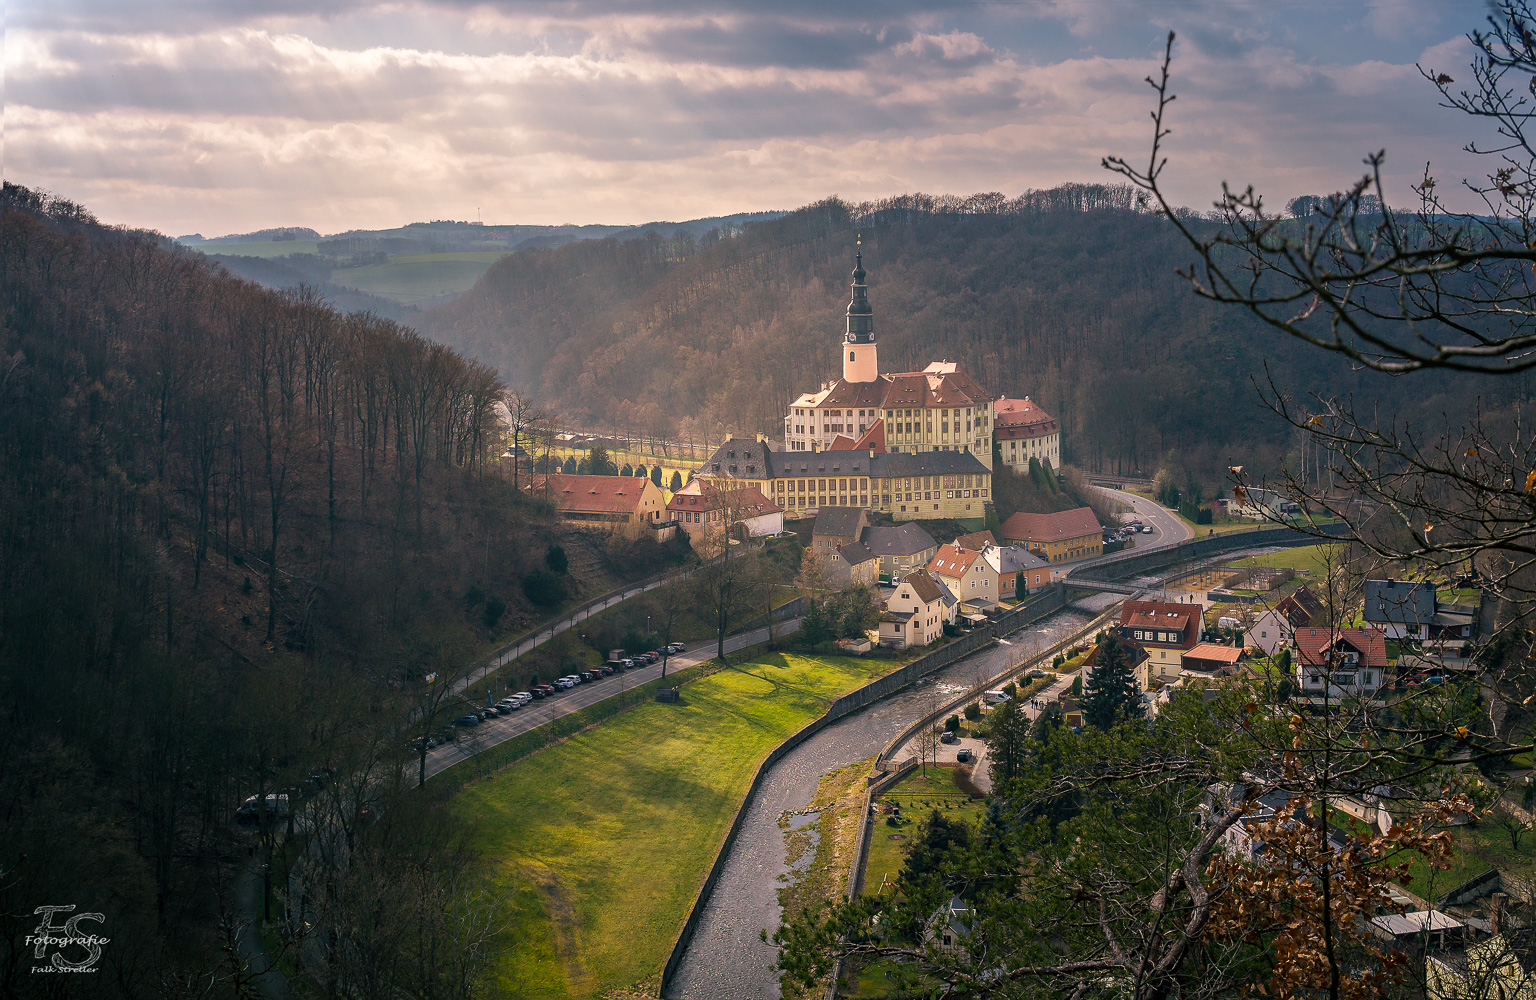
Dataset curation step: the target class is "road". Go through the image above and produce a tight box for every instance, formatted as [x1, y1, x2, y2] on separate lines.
[1079, 486, 1192, 566]
[423, 617, 802, 779]
[449, 569, 693, 696]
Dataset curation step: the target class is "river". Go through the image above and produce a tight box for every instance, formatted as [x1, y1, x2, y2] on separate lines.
[666, 607, 1093, 999]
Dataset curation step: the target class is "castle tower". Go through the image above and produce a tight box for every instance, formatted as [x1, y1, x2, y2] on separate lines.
[843, 246, 878, 383]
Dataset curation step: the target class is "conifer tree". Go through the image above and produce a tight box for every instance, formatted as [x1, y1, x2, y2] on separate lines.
[1081, 635, 1141, 730]
[986, 698, 1031, 787]
[669, 470, 683, 491]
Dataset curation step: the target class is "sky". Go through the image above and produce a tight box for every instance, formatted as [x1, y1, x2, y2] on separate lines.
[4, 0, 1499, 237]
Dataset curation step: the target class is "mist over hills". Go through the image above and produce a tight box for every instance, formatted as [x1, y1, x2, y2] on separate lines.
[418, 185, 1498, 479]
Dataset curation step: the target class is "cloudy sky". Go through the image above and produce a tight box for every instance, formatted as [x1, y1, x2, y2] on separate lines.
[6, 0, 1493, 237]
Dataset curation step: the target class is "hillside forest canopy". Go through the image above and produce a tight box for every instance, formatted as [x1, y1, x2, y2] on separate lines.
[417, 185, 1528, 481]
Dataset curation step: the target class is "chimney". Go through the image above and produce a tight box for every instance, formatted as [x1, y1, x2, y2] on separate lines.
[869, 448, 876, 459]
[1492, 891, 1507, 936]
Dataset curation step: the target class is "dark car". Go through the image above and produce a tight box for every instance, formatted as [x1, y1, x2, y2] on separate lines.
[528, 687, 546, 699]
[481, 705, 501, 717]
[537, 683, 556, 696]
[956, 748, 973, 763]
[939, 731, 958, 745]
[453, 714, 481, 726]
[597, 664, 615, 676]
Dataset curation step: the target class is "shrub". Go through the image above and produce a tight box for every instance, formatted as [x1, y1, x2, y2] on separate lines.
[621, 463, 634, 477]
[482, 596, 506, 630]
[1003, 681, 1017, 698]
[963, 703, 981, 721]
[1071, 676, 1082, 698]
[522, 569, 567, 607]
[561, 456, 578, 474]
[545, 544, 568, 574]
[1053, 654, 1065, 669]
[670, 470, 683, 491]
[1196, 507, 1213, 525]
[944, 715, 960, 733]
[651, 466, 663, 487]
[464, 583, 485, 606]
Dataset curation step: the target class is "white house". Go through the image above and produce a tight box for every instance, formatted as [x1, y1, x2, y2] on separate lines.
[878, 570, 957, 648]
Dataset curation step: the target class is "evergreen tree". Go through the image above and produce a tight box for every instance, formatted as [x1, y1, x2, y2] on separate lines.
[986, 698, 1031, 788]
[1081, 635, 1141, 730]
[545, 544, 568, 574]
[1028, 456, 1045, 489]
[1041, 458, 1057, 491]
[621, 463, 634, 477]
[799, 599, 834, 646]
[576, 458, 590, 475]
[670, 470, 683, 491]
[561, 456, 578, 474]
[588, 446, 618, 476]
[651, 466, 664, 487]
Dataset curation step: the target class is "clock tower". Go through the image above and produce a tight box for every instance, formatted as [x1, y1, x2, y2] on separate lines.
[843, 247, 878, 383]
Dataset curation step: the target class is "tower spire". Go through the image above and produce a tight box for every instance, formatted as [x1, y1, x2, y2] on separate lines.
[842, 238, 878, 383]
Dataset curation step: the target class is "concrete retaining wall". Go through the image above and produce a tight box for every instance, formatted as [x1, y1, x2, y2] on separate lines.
[659, 586, 1064, 996]
[1069, 522, 1349, 584]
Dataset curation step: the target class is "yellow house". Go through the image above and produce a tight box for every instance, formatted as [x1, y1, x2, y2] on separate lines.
[999, 507, 1103, 563]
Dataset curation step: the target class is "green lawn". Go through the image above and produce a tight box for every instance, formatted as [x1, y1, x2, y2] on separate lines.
[862, 768, 986, 900]
[453, 651, 894, 999]
[1228, 543, 1343, 580]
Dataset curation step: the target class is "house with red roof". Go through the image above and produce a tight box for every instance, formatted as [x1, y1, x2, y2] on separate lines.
[666, 479, 783, 548]
[1293, 626, 1390, 701]
[993, 397, 1060, 472]
[1000, 507, 1103, 564]
[526, 474, 667, 528]
[1119, 600, 1202, 689]
[925, 542, 1000, 606]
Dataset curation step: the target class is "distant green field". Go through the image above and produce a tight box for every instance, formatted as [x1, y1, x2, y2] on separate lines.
[1227, 543, 1342, 579]
[330, 253, 508, 304]
[191, 239, 322, 257]
[453, 651, 892, 999]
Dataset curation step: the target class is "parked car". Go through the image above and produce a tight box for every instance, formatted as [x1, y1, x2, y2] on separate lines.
[236, 793, 291, 824]
[939, 731, 958, 745]
[955, 749, 973, 763]
[477, 708, 497, 721]
[666, 642, 685, 654]
[453, 714, 482, 726]
[983, 689, 1012, 705]
[1026, 667, 1048, 678]
[482, 705, 502, 716]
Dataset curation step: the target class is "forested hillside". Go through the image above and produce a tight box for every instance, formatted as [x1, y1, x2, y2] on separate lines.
[0, 184, 553, 996]
[421, 186, 1502, 478]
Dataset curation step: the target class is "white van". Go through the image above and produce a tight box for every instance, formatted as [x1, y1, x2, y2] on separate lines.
[983, 690, 1012, 705]
[1218, 616, 1242, 630]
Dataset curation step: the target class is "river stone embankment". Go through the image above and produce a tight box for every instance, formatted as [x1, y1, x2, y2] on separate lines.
[667, 608, 1091, 999]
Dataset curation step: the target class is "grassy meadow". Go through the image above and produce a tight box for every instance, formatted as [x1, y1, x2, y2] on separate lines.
[1227, 543, 1343, 580]
[331, 252, 508, 304]
[453, 651, 894, 999]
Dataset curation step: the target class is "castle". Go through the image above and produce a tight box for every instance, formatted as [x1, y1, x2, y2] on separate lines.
[699, 250, 1000, 522]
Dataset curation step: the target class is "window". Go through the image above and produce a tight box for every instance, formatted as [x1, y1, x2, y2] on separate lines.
[850, 351, 856, 361]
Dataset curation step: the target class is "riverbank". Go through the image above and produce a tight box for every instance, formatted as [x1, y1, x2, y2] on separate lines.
[453, 651, 897, 999]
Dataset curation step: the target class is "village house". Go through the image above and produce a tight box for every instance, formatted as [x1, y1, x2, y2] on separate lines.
[1080, 634, 1150, 689]
[859, 523, 939, 580]
[1180, 643, 1248, 678]
[925, 542, 1000, 606]
[983, 543, 1051, 599]
[1364, 579, 1477, 641]
[878, 570, 957, 648]
[823, 539, 880, 588]
[1294, 626, 1390, 701]
[526, 474, 667, 528]
[1000, 507, 1103, 563]
[1119, 600, 1202, 689]
[665, 478, 783, 547]
[993, 397, 1061, 472]
[1244, 585, 1325, 655]
[811, 506, 870, 556]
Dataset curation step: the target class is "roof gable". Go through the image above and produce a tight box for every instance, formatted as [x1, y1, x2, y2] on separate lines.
[1000, 507, 1101, 544]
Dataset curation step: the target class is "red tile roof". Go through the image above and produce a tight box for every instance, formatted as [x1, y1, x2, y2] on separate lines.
[993, 398, 1058, 441]
[926, 543, 979, 579]
[1293, 627, 1389, 668]
[1000, 507, 1101, 545]
[829, 418, 886, 453]
[666, 479, 782, 517]
[1183, 643, 1246, 665]
[1120, 600, 1200, 649]
[818, 365, 993, 410]
[528, 474, 656, 515]
[953, 530, 996, 552]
